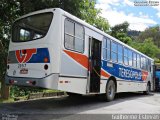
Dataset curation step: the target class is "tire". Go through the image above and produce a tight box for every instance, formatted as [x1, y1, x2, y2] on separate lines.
[143, 83, 151, 95]
[105, 80, 116, 101]
[67, 92, 81, 97]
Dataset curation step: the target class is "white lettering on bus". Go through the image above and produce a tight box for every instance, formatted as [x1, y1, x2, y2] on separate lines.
[119, 68, 141, 79]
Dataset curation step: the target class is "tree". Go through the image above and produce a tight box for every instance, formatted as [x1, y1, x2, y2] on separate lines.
[0, 0, 19, 99]
[116, 33, 132, 44]
[79, 0, 109, 32]
[110, 21, 132, 44]
[111, 21, 129, 36]
[131, 38, 160, 59]
[0, 41, 9, 99]
[138, 26, 160, 48]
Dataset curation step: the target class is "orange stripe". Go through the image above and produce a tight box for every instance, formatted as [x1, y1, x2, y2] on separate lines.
[64, 50, 110, 78]
[64, 50, 88, 69]
[101, 69, 110, 78]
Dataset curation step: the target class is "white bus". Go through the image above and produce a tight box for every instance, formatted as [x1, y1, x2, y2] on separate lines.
[5, 8, 154, 101]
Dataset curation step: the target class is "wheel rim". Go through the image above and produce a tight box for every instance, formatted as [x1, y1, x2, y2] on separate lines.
[107, 81, 115, 98]
[108, 86, 112, 96]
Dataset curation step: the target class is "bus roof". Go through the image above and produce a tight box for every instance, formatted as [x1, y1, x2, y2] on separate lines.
[14, 8, 154, 61]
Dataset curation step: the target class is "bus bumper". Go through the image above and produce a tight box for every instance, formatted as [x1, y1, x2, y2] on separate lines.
[5, 73, 59, 89]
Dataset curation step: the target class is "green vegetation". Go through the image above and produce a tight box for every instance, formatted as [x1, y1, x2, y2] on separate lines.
[130, 38, 160, 59]
[110, 21, 132, 44]
[10, 86, 43, 98]
[0, 98, 14, 103]
[130, 27, 160, 59]
[138, 26, 160, 47]
[10, 86, 61, 98]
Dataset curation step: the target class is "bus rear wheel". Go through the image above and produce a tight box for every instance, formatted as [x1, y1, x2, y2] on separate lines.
[67, 92, 82, 97]
[105, 80, 116, 101]
[143, 82, 151, 95]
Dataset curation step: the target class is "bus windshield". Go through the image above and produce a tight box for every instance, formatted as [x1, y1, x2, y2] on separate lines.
[12, 12, 53, 42]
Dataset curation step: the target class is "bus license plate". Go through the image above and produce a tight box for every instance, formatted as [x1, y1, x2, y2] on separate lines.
[20, 68, 28, 74]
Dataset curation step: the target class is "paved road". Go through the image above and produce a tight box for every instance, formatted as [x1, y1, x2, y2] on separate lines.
[1, 92, 160, 120]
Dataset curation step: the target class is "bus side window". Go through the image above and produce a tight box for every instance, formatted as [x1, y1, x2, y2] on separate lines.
[118, 44, 123, 64]
[107, 39, 111, 60]
[111, 41, 117, 62]
[128, 49, 133, 66]
[75, 23, 84, 52]
[64, 19, 84, 53]
[124, 47, 128, 65]
[145, 58, 148, 71]
[141, 56, 147, 70]
[64, 19, 74, 50]
[102, 38, 111, 61]
[137, 54, 140, 69]
[148, 59, 151, 72]
[133, 52, 137, 68]
[141, 56, 143, 69]
[102, 38, 107, 60]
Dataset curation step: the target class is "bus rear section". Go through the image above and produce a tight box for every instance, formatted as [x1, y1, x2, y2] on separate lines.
[5, 9, 61, 90]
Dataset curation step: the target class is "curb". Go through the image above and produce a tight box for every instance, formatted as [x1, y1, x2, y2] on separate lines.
[27, 92, 65, 100]
[13, 92, 66, 101]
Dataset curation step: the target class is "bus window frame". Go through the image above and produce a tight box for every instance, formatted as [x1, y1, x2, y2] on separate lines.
[111, 40, 118, 63]
[123, 47, 129, 66]
[64, 18, 85, 54]
[102, 37, 111, 61]
[117, 44, 123, 65]
[128, 49, 133, 67]
[132, 52, 137, 68]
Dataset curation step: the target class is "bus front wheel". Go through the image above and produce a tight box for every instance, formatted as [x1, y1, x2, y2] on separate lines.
[105, 80, 116, 101]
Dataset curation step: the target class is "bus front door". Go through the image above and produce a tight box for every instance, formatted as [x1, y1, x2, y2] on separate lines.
[88, 37, 101, 93]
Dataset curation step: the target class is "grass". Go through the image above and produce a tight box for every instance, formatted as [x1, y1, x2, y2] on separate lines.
[0, 89, 63, 103]
[0, 98, 14, 103]
[43, 89, 62, 93]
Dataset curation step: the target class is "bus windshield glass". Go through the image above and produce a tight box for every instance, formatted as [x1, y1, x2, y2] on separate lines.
[12, 12, 53, 42]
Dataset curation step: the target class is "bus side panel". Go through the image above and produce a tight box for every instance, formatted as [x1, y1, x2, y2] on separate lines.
[101, 60, 151, 93]
[58, 16, 88, 94]
[48, 9, 62, 74]
[116, 81, 147, 92]
[60, 51, 88, 77]
[58, 77, 87, 94]
[100, 80, 108, 93]
[58, 50, 88, 94]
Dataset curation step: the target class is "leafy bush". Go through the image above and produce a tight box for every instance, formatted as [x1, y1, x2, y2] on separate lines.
[10, 86, 44, 98]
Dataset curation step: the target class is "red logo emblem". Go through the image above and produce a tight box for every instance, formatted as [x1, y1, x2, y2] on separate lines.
[142, 71, 148, 81]
[15, 48, 37, 63]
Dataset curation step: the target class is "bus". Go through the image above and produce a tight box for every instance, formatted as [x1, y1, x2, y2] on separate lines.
[5, 8, 154, 101]
[155, 63, 160, 91]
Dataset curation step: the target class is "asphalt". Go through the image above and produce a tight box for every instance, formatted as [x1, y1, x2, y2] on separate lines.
[1, 92, 160, 120]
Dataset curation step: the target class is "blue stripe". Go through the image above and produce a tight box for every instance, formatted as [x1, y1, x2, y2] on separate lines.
[102, 60, 144, 81]
[28, 48, 50, 63]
